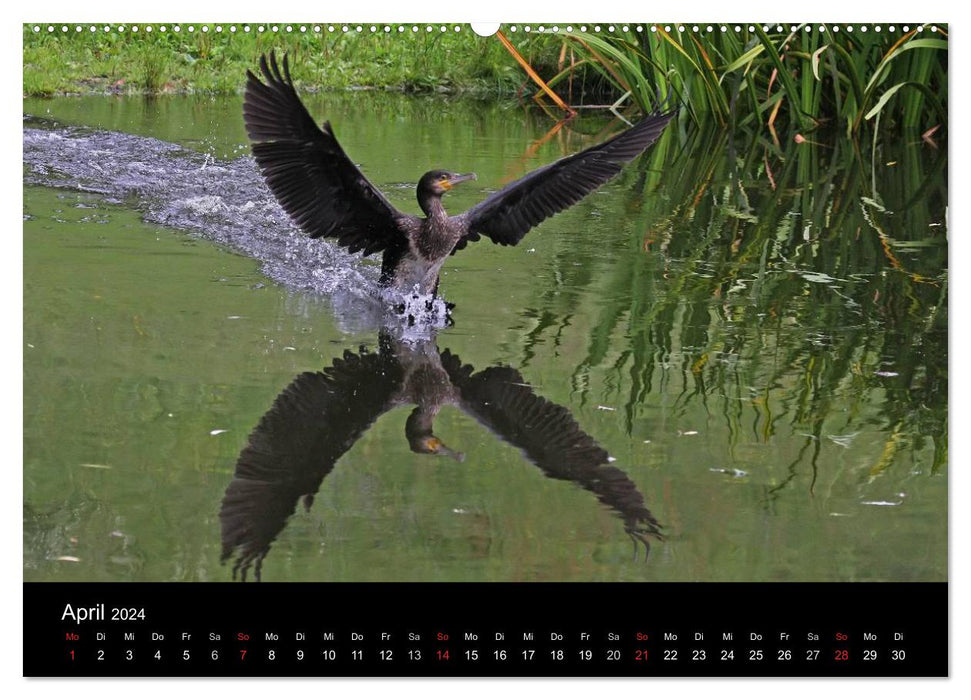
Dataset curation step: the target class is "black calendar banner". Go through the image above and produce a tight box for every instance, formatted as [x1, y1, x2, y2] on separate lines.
[25, 582, 947, 677]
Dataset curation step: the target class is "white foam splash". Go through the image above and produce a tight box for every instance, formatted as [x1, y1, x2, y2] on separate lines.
[23, 122, 468, 332]
[382, 286, 452, 329]
[177, 195, 226, 216]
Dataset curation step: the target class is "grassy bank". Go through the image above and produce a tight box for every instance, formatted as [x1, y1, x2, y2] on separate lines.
[23, 22, 947, 137]
[23, 23, 558, 96]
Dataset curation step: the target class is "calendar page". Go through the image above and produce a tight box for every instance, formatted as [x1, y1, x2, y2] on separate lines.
[22, 18, 948, 678]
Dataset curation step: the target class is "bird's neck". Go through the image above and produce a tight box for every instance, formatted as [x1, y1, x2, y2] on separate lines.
[406, 404, 440, 436]
[419, 193, 448, 221]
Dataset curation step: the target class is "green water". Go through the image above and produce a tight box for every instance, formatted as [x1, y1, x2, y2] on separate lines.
[23, 93, 947, 582]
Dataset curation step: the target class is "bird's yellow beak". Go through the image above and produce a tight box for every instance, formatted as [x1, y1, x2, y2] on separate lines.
[441, 173, 477, 191]
[423, 436, 466, 462]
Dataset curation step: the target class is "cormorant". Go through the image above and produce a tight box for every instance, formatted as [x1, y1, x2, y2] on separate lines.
[243, 52, 675, 297]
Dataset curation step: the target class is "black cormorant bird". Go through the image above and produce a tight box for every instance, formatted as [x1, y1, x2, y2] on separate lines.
[220, 332, 662, 581]
[243, 52, 675, 297]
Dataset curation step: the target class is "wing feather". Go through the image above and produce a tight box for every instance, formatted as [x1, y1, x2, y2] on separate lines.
[457, 111, 675, 248]
[243, 52, 413, 255]
[440, 354, 662, 543]
[220, 343, 403, 580]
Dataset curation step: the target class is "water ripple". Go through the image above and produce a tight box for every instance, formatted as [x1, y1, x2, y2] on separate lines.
[24, 119, 383, 304]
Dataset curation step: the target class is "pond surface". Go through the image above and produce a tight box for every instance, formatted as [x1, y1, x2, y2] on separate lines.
[23, 92, 947, 582]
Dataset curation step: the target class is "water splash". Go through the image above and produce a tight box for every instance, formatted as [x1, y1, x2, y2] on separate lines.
[23, 117, 450, 332]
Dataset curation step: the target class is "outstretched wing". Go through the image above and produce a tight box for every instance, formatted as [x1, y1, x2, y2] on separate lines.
[220, 342, 403, 581]
[243, 52, 414, 255]
[456, 111, 675, 249]
[441, 354, 662, 548]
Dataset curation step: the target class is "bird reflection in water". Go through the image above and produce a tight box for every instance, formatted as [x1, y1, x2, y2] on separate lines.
[220, 332, 662, 581]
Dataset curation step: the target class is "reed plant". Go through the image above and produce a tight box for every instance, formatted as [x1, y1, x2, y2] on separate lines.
[550, 23, 947, 137]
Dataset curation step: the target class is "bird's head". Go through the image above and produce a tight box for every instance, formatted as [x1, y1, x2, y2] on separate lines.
[409, 434, 466, 462]
[405, 406, 465, 462]
[418, 170, 477, 198]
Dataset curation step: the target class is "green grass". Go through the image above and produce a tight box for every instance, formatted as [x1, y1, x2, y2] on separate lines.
[23, 23, 555, 96]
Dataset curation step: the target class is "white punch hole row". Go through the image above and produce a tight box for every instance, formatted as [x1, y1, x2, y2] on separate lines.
[30, 24, 943, 36]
